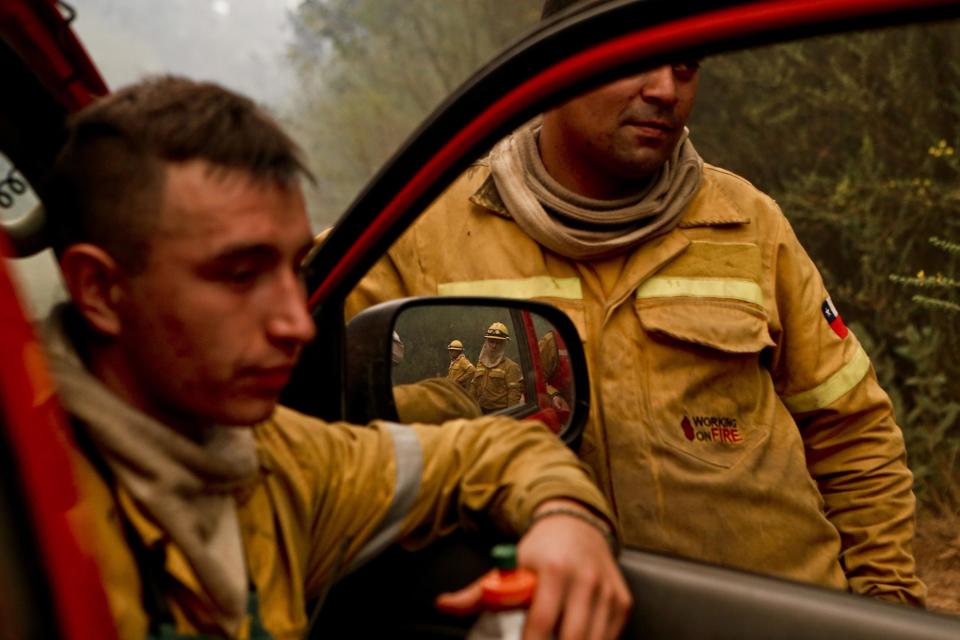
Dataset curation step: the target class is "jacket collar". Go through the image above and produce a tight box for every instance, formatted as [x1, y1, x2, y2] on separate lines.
[677, 165, 751, 228]
[469, 170, 510, 217]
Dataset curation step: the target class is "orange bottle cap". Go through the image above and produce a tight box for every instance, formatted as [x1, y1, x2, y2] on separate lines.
[479, 544, 537, 610]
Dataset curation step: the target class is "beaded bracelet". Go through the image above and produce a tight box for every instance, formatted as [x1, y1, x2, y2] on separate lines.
[529, 507, 618, 554]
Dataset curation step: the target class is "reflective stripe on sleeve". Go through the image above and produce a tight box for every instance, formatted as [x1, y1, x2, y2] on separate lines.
[636, 277, 763, 305]
[781, 344, 872, 413]
[348, 422, 423, 571]
[438, 276, 582, 300]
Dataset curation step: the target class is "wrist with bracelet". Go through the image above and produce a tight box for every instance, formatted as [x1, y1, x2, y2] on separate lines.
[528, 506, 619, 554]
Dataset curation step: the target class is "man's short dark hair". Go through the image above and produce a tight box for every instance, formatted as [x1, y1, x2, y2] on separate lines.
[45, 75, 311, 272]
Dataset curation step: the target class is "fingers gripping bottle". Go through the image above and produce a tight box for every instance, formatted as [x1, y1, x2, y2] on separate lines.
[467, 544, 538, 640]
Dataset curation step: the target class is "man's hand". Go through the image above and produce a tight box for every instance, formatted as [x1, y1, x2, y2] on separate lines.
[435, 499, 631, 639]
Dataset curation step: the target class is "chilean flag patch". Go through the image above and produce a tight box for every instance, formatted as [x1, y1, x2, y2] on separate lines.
[821, 297, 849, 339]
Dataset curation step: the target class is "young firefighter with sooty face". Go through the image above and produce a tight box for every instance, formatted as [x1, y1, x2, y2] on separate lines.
[44, 75, 630, 639]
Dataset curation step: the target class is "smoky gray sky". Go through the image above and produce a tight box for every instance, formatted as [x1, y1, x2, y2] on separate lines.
[6, 1, 308, 319]
[73, 0, 301, 109]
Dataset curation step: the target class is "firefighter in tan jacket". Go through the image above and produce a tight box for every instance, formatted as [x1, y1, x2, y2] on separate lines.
[58, 368, 612, 639]
[345, 7, 926, 605]
[47, 76, 630, 639]
[470, 322, 524, 412]
[446, 339, 476, 389]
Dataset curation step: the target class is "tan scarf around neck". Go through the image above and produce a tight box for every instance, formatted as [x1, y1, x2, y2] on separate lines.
[478, 341, 506, 369]
[489, 120, 704, 260]
[44, 305, 259, 632]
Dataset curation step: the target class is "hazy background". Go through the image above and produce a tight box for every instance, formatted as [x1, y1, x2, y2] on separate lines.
[2, 3, 957, 599]
[74, 0, 299, 104]
[72, 0, 543, 228]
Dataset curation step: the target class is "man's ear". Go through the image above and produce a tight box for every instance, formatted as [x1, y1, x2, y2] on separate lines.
[59, 244, 127, 337]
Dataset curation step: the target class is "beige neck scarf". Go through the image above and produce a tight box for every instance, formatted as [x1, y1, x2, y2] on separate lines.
[489, 120, 704, 260]
[478, 342, 506, 369]
[44, 305, 259, 632]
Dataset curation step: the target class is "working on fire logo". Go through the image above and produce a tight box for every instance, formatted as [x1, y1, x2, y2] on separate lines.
[681, 415, 743, 445]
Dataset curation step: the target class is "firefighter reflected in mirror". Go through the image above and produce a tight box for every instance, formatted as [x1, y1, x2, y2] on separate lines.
[446, 339, 475, 390]
[470, 322, 523, 413]
[392, 330, 482, 423]
[538, 331, 572, 425]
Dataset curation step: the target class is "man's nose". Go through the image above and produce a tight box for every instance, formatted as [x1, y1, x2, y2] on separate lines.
[266, 272, 316, 346]
[641, 65, 679, 106]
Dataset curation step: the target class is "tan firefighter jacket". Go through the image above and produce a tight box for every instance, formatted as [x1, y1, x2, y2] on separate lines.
[447, 353, 476, 389]
[65, 405, 613, 638]
[471, 356, 523, 412]
[345, 162, 926, 606]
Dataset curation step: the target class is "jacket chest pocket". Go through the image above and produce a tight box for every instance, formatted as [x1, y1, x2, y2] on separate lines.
[475, 367, 506, 391]
[636, 299, 775, 469]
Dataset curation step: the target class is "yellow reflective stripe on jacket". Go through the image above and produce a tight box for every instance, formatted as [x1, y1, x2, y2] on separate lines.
[438, 276, 582, 299]
[782, 345, 872, 413]
[636, 277, 764, 305]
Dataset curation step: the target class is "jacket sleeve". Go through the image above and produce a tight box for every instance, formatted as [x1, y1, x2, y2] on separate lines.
[451, 361, 476, 388]
[768, 217, 926, 606]
[311, 226, 414, 322]
[343, 228, 429, 321]
[394, 377, 482, 423]
[341, 170, 485, 321]
[396, 415, 614, 547]
[280, 409, 614, 598]
[469, 370, 481, 400]
[507, 362, 524, 406]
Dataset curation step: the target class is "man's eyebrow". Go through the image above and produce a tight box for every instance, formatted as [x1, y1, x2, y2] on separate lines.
[200, 235, 316, 270]
[206, 243, 279, 264]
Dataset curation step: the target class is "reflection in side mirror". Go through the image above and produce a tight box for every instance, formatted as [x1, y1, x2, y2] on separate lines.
[392, 306, 573, 426]
[345, 297, 588, 449]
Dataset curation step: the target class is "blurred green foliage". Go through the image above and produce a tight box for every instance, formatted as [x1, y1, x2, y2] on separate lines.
[691, 19, 960, 512]
[891, 236, 960, 314]
[287, 0, 541, 225]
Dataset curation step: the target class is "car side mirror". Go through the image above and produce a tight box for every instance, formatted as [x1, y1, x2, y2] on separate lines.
[345, 297, 588, 450]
